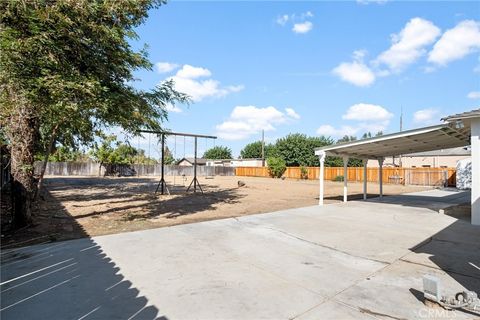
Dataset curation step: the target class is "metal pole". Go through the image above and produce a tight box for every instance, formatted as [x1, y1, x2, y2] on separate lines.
[363, 159, 368, 200]
[161, 134, 165, 194]
[343, 156, 349, 203]
[318, 151, 325, 206]
[194, 136, 197, 192]
[261, 130, 265, 166]
[379, 157, 384, 199]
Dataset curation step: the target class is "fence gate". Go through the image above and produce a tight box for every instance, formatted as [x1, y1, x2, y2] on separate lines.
[404, 169, 448, 187]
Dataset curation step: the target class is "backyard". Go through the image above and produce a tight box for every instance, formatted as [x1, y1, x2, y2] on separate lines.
[1, 175, 432, 248]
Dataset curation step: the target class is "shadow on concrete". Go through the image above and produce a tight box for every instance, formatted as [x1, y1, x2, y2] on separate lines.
[347, 189, 480, 300]
[0, 188, 165, 320]
[412, 218, 480, 291]
[407, 192, 480, 300]
[323, 193, 383, 202]
[365, 188, 471, 213]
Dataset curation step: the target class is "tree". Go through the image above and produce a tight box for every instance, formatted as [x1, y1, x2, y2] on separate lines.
[203, 146, 232, 160]
[338, 135, 357, 143]
[131, 149, 158, 165]
[240, 141, 276, 159]
[273, 133, 333, 167]
[0, 1, 189, 226]
[163, 146, 175, 165]
[91, 136, 163, 167]
[267, 157, 286, 178]
[46, 146, 87, 162]
[361, 131, 383, 139]
[332, 135, 363, 167]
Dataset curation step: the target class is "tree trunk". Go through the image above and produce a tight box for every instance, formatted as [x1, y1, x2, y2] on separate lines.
[8, 104, 38, 228]
[34, 123, 59, 201]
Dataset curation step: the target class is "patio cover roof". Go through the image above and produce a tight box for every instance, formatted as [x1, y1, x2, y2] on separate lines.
[314, 123, 470, 159]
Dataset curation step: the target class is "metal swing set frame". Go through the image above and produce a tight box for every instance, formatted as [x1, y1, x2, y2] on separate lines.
[136, 130, 217, 195]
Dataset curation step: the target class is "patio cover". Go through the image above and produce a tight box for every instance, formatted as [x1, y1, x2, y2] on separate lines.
[314, 123, 470, 159]
[313, 113, 479, 225]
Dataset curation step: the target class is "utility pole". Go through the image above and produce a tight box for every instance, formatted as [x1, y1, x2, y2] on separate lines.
[261, 130, 265, 167]
[400, 106, 403, 132]
[399, 106, 403, 167]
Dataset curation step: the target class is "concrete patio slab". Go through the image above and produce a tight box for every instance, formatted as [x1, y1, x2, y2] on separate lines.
[1, 189, 479, 320]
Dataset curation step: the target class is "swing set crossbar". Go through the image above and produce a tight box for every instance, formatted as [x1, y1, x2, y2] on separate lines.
[136, 130, 217, 140]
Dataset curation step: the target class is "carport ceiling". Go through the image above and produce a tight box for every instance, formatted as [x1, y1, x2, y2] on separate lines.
[315, 123, 470, 159]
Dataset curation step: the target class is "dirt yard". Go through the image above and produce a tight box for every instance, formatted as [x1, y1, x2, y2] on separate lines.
[2, 176, 432, 248]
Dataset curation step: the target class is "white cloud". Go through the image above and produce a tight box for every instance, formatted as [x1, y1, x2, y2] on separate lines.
[292, 21, 313, 34]
[428, 20, 480, 66]
[276, 14, 289, 26]
[316, 125, 358, 137]
[277, 12, 314, 34]
[375, 18, 441, 72]
[165, 104, 182, 113]
[317, 103, 393, 138]
[167, 64, 243, 102]
[304, 11, 314, 18]
[333, 50, 376, 87]
[176, 64, 211, 79]
[285, 107, 300, 119]
[467, 91, 480, 99]
[226, 85, 245, 93]
[216, 106, 297, 140]
[155, 62, 179, 73]
[413, 108, 439, 125]
[342, 103, 393, 121]
[332, 61, 375, 87]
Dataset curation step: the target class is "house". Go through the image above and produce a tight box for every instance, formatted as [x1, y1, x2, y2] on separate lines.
[176, 157, 207, 166]
[367, 146, 470, 168]
[205, 158, 264, 167]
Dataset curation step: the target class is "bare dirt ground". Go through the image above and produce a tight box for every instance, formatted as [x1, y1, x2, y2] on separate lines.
[1, 176, 432, 248]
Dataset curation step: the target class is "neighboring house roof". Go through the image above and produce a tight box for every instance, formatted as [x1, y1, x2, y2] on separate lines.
[441, 108, 480, 121]
[403, 146, 471, 157]
[176, 157, 207, 165]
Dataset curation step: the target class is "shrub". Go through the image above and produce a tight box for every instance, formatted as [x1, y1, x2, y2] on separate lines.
[300, 166, 308, 179]
[267, 157, 286, 178]
[333, 175, 344, 182]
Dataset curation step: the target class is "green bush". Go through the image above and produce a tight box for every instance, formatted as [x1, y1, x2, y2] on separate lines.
[267, 157, 286, 178]
[300, 166, 308, 179]
[333, 175, 344, 182]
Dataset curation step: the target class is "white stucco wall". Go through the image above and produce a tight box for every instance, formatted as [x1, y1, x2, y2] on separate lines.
[367, 155, 468, 168]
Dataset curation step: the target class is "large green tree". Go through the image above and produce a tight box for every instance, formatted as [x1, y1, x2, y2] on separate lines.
[273, 133, 334, 167]
[240, 141, 276, 159]
[203, 146, 232, 160]
[333, 135, 362, 166]
[0, 0, 189, 227]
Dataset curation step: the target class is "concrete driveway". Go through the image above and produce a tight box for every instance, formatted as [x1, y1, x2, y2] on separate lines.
[1, 189, 479, 319]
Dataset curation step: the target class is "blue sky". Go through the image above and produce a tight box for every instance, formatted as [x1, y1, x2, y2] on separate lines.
[127, 0, 480, 158]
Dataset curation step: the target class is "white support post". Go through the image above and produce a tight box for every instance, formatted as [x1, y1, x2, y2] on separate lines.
[471, 118, 480, 225]
[343, 156, 349, 202]
[363, 159, 368, 200]
[378, 157, 384, 199]
[318, 151, 326, 206]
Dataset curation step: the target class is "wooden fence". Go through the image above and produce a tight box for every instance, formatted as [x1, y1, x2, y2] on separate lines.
[235, 166, 456, 187]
